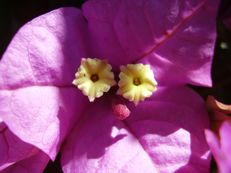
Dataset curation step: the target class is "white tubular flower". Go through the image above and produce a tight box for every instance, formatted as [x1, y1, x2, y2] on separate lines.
[73, 58, 116, 102]
[117, 64, 157, 105]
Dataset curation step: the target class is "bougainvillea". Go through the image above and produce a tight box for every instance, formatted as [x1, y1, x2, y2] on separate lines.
[0, 0, 219, 172]
[206, 96, 231, 173]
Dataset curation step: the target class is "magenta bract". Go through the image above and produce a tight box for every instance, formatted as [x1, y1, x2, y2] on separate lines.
[0, 0, 219, 172]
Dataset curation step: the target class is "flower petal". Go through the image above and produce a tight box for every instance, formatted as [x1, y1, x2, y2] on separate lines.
[83, 0, 218, 86]
[61, 100, 158, 173]
[0, 7, 88, 89]
[0, 122, 38, 171]
[0, 86, 88, 160]
[128, 86, 210, 138]
[1, 151, 49, 173]
[220, 122, 231, 155]
[61, 86, 210, 172]
[126, 86, 210, 172]
[0, 7, 89, 160]
[205, 122, 231, 173]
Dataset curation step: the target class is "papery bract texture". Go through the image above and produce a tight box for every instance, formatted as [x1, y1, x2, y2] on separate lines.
[61, 86, 210, 173]
[205, 122, 231, 173]
[0, 0, 219, 172]
[1, 151, 49, 173]
[0, 8, 89, 160]
[83, 0, 218, 87]
[0, 121, 37, 171]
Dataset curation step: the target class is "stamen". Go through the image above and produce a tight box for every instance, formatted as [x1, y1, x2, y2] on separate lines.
[90, 74, 99, 82]
[133, 77, 141, 86]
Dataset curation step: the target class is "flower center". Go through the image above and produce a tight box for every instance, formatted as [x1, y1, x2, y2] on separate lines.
[90, 74, 99, 82]
[133, 77, 141, 86]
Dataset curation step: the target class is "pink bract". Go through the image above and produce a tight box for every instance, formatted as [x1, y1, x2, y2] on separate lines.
[1, 150, 49, 173]
[0, 119, 49, 172]
[205, 122, 231, 173]
[0, 0, 219, 172]
[62, 86, 211, 173]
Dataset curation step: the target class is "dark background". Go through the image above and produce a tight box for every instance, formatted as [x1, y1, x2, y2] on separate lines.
[0, 0, 231, 172]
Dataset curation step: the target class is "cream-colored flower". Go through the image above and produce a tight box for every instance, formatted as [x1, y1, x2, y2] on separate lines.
[73, 58, 116, 102]
[117, 64, 157, 105]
